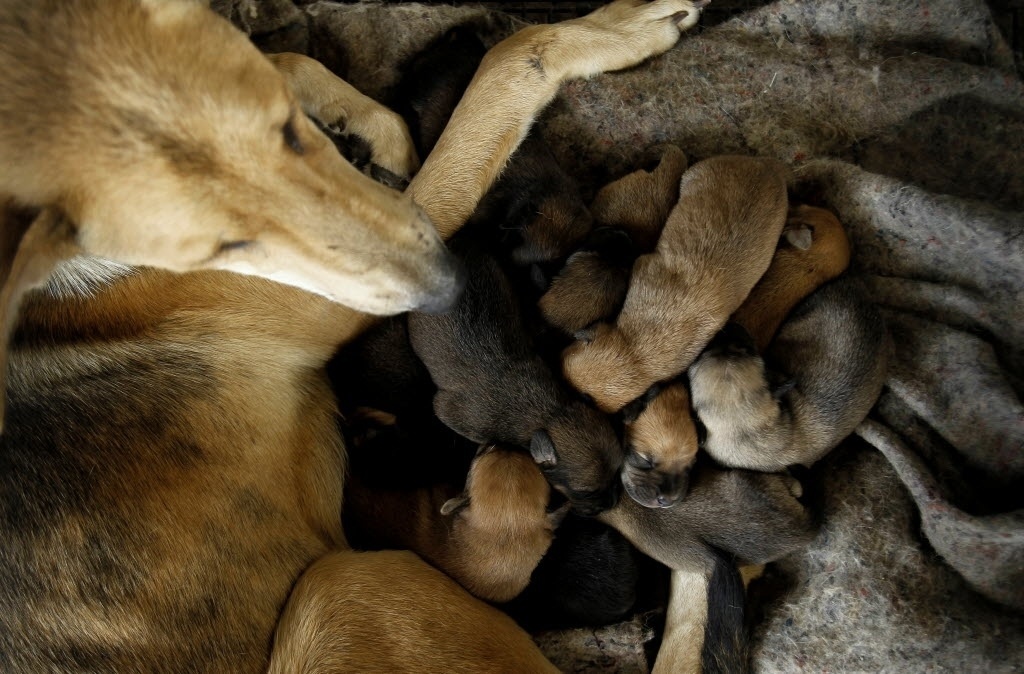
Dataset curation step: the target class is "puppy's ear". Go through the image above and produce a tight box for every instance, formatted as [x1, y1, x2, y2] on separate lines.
[0, 206, 78, 434]
[440, 494, 470, 516]
[574, 321, 612, 344]
[529, 429, 558, 468]
[547, 500, 572, 527]
[771, 378, 797, 400]
[621, 382, 664, 424]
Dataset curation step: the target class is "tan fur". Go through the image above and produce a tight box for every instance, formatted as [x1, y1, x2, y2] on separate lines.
[622, 382, 699, 508]
[538, 249, 630, 333]
[268, 550, 560, 674]
[732, 204, 851, 351]
[652, 569, 709, 674]
[590, 144, 688, 251]
[0, 1, 707, 670]
[345, 446, 557, 603]
[563, 155, 790, 413]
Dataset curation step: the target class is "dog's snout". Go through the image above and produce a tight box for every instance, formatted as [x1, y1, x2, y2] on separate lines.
[413, 248, 466, 314]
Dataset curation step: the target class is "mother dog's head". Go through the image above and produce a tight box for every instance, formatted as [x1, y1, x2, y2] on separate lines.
[1, 0, 461, 317]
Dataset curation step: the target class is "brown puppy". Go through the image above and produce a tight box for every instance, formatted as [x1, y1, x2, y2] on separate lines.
[620, 381, 699, 508]
[345, 444, 560, 603]
[562, 155, 790, 413]
[408, 238, 623, 515]
[689, 278, 890, 472]
[590, 144, 689, 251]
[732, 204, 851, 351]
[0, 0, 707, 669]
[599, 462, 814, 674]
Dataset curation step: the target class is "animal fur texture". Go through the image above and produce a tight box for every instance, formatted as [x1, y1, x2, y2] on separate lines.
[562, 155, 790, 413]
[0, 0, 707, 669]
[408, 238, 623, 515]
[689, 277, 890, 472]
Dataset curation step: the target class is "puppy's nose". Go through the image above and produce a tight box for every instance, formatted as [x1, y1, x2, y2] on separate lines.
[413, 249, 466, 314]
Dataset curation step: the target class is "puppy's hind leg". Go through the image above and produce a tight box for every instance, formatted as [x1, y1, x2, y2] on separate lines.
[409, 0, 708, 240]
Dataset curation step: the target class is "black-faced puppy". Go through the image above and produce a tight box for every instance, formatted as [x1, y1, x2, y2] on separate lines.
[538, 227, 635, 334]
[407, 238, 623, 515]
[689, 277, 889, 472]
[504, 513, 641, 630]
[344, 444, 560, 603]
[589, 144, 689, 252]
[620, 381, 699, 508]
[732, 204, 851, 351]
[563, 155, 790, 413]
[599, 459, 815, 674]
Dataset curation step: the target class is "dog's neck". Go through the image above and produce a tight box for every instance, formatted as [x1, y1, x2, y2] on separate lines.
[43, 255, 135, 298]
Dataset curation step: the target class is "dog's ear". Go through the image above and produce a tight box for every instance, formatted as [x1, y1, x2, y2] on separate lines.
[574, 321, 612, 344]
[529, 429, 558, 468]
[440, 494, 470, 516]
[620, 382, 663, 424]
[783, 224, 813, 251]
[0, 206, 79, 434]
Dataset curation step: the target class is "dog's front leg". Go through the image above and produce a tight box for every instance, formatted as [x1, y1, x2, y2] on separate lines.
[408, 0, 707, 240]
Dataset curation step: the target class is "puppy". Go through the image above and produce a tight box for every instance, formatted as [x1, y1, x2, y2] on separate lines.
[538, 227, 635, 334]
[344, 445, 561, 603]
[408, 238, 624, 515]
[689, 277, 890, 472]
[619, 381, 699, 508]
[599, 460, 815, 674]
[590, 144, 689, 252]
[504, 513, 641, 630]
[563, 155, 790, 413]
[732, 204, 851, 351]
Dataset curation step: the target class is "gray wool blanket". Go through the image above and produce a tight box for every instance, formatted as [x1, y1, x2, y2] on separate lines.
[213, 0, 1024, 670]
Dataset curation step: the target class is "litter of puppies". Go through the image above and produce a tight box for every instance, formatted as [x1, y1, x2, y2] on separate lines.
[337, 22, 890, 672]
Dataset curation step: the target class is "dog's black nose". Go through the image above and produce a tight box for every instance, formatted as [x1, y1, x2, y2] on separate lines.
[414, 250, 466, 314]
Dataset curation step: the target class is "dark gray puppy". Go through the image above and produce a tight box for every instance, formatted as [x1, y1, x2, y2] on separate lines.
[408, 238, 624, 516]
[688, 277, 890, 472]
[600, 461, 816, 674]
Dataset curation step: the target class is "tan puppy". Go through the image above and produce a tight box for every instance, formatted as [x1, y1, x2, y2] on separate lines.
[732, 204, 851, 351]
[563, 155, 790, 413]
[1, 1, 708, 670]
[346, 445, 562, 603]
[590, 144, 689, 251]
[620, 381, 699, 508]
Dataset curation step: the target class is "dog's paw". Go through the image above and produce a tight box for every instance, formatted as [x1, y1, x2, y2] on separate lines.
[345, 108, 421, 181]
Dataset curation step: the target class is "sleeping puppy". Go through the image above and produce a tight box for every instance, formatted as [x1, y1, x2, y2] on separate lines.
[599, 459, 815, 674]
[689, 277, 889, 472]
[731, 204, 851, 351]
[344, 444, 562, 603]
[589, 144, 689, 252]
[619, 381, 699, 508]
[396, 24, 592, 268]
[504, 513, 641, 630]
[562, 155, 790, 413]
[538, 227, 634, 334]
[408, 237, 624, 515]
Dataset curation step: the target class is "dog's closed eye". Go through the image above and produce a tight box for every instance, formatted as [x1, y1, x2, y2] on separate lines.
[282, 115, 304, 155]
[216, 239, 254, 256]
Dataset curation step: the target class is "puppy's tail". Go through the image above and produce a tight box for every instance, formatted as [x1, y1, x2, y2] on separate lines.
[653, 549, 748, 674]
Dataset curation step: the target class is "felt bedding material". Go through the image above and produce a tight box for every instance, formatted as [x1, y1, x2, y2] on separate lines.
[214, 0, 1024, 670]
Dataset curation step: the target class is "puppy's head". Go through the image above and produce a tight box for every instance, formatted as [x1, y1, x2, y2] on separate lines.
[562, 324, 649, 413]
[58, 1, 459, 315]
[529, 404, 624, 517]
[621, 383, 699, 508]
[442, 446, 552, 532]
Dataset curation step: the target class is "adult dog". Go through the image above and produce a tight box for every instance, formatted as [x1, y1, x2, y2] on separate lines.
[0, 0, 705, 670]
